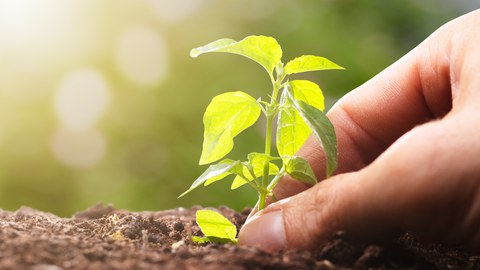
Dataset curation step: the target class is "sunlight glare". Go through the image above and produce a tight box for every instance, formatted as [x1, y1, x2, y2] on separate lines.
[54, 69, 110, 131]
[0, 0, 72, 47]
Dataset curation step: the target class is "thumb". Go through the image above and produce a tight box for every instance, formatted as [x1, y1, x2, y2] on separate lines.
[237, 171, 388, 251]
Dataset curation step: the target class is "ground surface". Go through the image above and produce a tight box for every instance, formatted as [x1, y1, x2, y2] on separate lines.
[0, 204, 479, 270]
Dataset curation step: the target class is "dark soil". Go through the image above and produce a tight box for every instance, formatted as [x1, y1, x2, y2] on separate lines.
[0, 204, 479, 270]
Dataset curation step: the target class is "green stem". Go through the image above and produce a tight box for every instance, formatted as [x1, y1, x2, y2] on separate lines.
[267, 167, 286, 192]
[258, 191, 267, 210]
[258, 68, 285, 210]
[246, 165, 261, 187]
[261, 113, 273, 187]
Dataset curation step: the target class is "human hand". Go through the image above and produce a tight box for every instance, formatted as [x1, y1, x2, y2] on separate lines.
[238, 9, 480, 252]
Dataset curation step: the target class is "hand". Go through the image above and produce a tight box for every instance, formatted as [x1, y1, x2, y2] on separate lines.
[238, 9, 480, 252]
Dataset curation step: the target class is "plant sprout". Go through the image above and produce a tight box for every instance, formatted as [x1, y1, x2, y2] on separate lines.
[179, 35, 343, 243]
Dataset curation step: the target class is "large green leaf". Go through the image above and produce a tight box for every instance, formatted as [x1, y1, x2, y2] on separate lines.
[289, 80, 325, 111]
[285, 156, 317, 185]
[190, 35, 282, 75]
[284, 55, 344, 75]
[178, 160, 240, 198]
[200, 91, 261, 165]
[291, 98, 338, 177]
[193, 209, 237, 244]
[276, 89, 311, 157]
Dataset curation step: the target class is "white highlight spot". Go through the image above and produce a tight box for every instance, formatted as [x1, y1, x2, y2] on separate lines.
[0, 0, 71, 46]
[55, 69, 110, 130]
[146, 0, 203, 23]
[51, 128, 107, 169]
[115, 25, 168, 86]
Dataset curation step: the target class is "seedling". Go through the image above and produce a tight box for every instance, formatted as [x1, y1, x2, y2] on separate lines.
[180, 35, 343, 244]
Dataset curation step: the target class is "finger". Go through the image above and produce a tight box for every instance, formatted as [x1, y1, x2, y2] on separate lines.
[271, 10, 480, 201]
[247, 177, 311, 219]
[239, 114, 480, 251]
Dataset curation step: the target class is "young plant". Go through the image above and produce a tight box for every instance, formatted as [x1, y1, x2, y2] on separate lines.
[180, 35, 343, 243]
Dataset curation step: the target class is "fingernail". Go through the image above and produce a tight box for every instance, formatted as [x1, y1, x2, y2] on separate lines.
[238, 210, 286, 252]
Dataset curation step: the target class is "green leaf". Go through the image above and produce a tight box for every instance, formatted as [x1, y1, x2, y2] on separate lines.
[192, 236, 235, 244]
[190, 35, 282, 75]
[230, 154, 279, 190]
[191, 236, 210, 244]
[200, 91, 261, 165]
[231, 175, 248, 190]
[289, 80, 325, 111]
[285, 156, 317, 185]
[291, 98, 338, 177]
[178, 160, 240, 198]
[194, 209, 238, 244]
[276, 89, 311, 157]
[190, 38, 236, 57]
[247, 152, 280, 177]
[284, 55, 344, 75]
[231, 162, 279, 190]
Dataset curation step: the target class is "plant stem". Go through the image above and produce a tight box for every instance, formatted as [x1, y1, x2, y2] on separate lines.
[261, 86, 276, 188]
[261, 112, 273, 188]
[258, 191, 267, 210]
[267, 167, 285, 192]
[258, 68, 285, 210]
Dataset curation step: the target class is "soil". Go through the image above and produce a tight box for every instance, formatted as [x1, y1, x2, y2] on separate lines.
[0, 204, 479, 270]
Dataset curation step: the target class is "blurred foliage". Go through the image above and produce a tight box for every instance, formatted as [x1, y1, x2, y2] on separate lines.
[0, 0, 478, 216]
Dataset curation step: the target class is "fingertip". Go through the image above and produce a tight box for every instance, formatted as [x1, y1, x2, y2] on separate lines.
[238, 210, 287, 252]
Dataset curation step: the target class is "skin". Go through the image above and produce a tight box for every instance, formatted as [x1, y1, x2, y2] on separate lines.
[238, 9, 480, 252]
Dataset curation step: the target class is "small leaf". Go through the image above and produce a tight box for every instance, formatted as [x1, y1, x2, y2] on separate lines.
[276, 89, 311, 157]
[231, 175, 248, 190]
[200, 91, 261, 165]
[204, 159, 243, 186]
[292, 99, 338, 177]
[231, 162, 279, 190]
[285, 156, 317, 185]
[178, 160, 240, 198]
[289, 80, 325, 111]
[190, 38, 236, 57]
[230, 162, 253, 190]
[192, 236, 234, 244]
[284, 55, 344, 75]
[194, 210, 238, 244]
[190, 35, 282, 75]
[191, 236, 210, 244]
[247, 152, 280, 177]
[230, 154, 280, 190]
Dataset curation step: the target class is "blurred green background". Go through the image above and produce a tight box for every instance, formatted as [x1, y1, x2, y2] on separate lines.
[0, 0, 478, 216]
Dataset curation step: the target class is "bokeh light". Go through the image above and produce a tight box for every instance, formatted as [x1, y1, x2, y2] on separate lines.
[54, 69, 110, 131]
[115, 25, 168, 86]
[0, 0, 71, 46]
[50, 127, 107, 169]
[146, 0, 204, 23]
